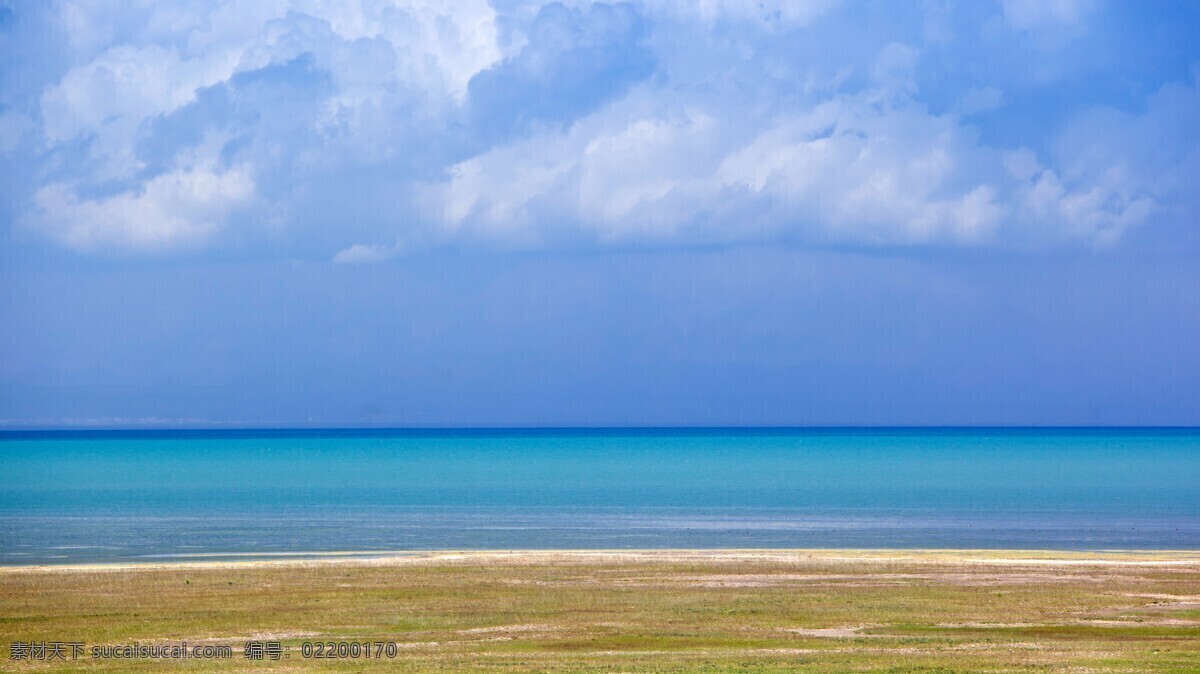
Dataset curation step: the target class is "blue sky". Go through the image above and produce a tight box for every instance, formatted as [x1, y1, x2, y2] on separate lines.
[1, 0, 1198, 427]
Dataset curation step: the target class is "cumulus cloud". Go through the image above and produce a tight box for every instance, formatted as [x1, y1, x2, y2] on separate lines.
[430, 37, 1193, 250]
[25, 0, 505, 253]
[9, 1, 1200, 256]
[467, 2, 653, 147]
[434, 77, 1010, 247]
[34, 166, 254, 253]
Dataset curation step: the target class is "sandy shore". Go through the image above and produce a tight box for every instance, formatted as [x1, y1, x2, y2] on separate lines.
[4, 548, 1199, 573]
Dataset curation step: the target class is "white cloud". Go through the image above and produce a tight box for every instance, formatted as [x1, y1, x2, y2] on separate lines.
[1016, 168, 1155, 247]
[331, 242, 401, 264]
[43, 0, 504, 144]
[30, 0, 505, 253]
[645, 0, 840, 28]
[959, 86, 1004, 115]
[34, 167, 255, 253]
[430, 53, 1200, 251]
[12, 1, 1198, 256]
[1001, 0, 1095, 31]
[42, 45, 228, 143]
[871, 43, 920, 98]
[432, 88, 1012, 247]
[40, 43, 240, 178]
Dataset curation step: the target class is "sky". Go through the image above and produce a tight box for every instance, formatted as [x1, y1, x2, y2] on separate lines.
[0, 0, 1198, 427]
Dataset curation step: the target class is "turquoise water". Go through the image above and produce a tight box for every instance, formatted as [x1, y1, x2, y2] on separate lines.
[1, 428, 1198, 563]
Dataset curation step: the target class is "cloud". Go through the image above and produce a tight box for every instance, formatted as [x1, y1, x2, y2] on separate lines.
[958, 87, 1004, 115]
[331, 242, 401, 264]
[643, 0, 840, 29]
[1001, 0, 1095, 31]
[433, 82, 1010, 247]
[9, 1, 1200, 256]
[23, 1, 504, 253]
[34, 166, 254, 253]
[431, 38, 1193, 250]
[467, 2, 654, 147]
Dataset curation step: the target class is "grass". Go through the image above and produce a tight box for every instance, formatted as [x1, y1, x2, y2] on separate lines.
[1, 550, 1198, 672]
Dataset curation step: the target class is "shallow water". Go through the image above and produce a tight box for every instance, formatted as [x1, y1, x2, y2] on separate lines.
[1, 428, 1198, 563]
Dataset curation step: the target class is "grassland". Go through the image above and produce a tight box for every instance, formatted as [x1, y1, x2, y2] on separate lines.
[2, 550, 1199, 672]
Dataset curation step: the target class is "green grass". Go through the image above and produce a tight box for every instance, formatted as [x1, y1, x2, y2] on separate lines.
[1, 551, 1198, 672]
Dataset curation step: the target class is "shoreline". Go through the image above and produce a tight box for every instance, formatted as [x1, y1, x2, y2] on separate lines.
[5, 548, 1200, 573]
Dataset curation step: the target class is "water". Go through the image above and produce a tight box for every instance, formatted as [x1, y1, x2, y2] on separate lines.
[1, 428, 1198, 564]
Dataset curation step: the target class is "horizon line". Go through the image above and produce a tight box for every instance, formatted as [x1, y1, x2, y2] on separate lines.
[2, 424, 1199, 436]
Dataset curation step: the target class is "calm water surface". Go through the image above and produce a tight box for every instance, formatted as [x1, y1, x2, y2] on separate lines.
[1, 428, 1198, 563]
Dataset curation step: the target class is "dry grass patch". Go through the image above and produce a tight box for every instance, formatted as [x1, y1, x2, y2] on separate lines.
[1, 550, 1198, 672]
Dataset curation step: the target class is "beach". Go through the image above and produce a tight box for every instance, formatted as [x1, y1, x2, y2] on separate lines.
[3, 430, 1198, 670]
[6, 0, 1199, 669]
[3, 549, 1199, 672]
